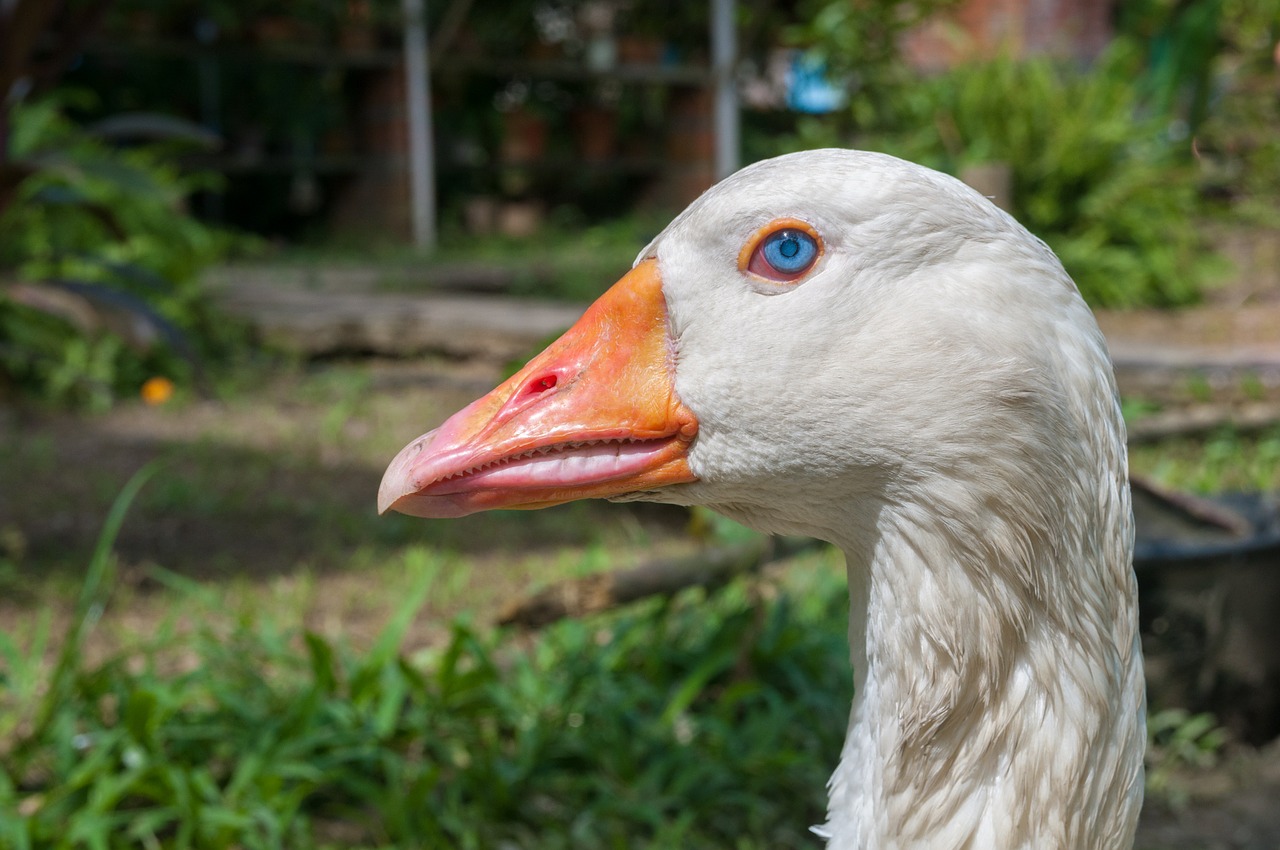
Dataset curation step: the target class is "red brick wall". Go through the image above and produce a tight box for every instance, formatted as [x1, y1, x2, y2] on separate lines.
[903, 0, 1113, 70]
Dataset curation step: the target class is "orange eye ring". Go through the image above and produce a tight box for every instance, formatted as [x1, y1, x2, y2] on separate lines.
[738, 217, 824, 284]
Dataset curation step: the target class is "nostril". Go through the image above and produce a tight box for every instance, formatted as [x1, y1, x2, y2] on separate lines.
[525, 374, 558, 395]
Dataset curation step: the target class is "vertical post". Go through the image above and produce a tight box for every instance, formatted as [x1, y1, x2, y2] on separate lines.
[402, 0, 436, 250]
[710, 0, 738, 180]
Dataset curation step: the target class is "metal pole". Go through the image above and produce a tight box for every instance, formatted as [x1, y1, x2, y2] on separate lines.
[710, 0, 738, 180]
[402, 0, 436, 250]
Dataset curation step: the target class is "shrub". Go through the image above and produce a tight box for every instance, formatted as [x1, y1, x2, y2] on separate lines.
[766, 44, 1224, 308]
[0, 93, 243, 409]
[883, 47, 1220, 308]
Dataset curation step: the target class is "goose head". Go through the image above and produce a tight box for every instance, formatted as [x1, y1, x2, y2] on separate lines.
[379, 150, 1144, 850]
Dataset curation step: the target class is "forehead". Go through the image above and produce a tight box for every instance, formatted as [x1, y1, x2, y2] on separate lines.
[644, 151, 968, 260]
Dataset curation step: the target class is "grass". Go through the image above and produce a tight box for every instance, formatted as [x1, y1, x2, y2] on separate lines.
[1128, 426, 1280, 493]
[0, 463, 851, 849]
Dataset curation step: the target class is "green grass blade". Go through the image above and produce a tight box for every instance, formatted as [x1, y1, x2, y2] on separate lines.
[28, 459, 165, 745]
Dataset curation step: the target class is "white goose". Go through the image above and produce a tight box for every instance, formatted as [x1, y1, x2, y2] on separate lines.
[379, 150, 1145, 850]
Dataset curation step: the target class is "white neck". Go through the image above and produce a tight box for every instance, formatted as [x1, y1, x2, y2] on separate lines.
[817, 495, 1145, 850]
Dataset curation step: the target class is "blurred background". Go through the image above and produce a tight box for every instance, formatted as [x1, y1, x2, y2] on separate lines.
[2, 1, 1280, 847]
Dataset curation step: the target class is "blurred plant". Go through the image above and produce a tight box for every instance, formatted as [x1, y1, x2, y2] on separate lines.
[871, 46, 1220, 307]
[784, 0, 961, 132]
[1129, 426, 1280, 493]
[0, 93, 244, 409]
[1145, 707, 1229, 808]
[1119, 0, 1225, 131]
[1185, 0, 1280, 222]
[0, 0, 252, 409]
[760, 0, 1280, 308]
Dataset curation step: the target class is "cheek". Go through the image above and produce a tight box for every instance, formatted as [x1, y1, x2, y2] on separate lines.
[667, 283, 842, 428]
[659, 252, 873, 445]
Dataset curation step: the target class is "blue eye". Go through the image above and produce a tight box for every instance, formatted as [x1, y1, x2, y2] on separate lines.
[746, 224, 821, 282]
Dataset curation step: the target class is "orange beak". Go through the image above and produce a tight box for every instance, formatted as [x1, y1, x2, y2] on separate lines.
[378, 258, 698, 518]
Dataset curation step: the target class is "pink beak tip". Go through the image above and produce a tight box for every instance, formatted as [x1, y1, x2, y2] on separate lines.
[377, 429, 435, 515]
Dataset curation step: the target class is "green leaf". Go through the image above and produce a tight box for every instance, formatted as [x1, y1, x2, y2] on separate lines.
[303, 631, 338, 696]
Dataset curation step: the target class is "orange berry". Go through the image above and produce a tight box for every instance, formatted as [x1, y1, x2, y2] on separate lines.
[141, 376, 175, 406]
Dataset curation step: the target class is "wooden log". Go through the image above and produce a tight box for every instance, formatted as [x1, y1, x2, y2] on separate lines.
[498, 473, 1280, 631]
[1127, 401, 1280, 442]
[1131, 473, 1253, 538]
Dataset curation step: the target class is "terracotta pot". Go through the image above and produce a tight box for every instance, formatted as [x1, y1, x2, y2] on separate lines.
[500, 108, 550, 164]
[571, 106, 617, 162]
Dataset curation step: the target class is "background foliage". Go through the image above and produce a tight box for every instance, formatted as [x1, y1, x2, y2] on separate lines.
[769, 0, 1280, 307]
[884, 47, 1217, 308]
[0, 94, 243, 409]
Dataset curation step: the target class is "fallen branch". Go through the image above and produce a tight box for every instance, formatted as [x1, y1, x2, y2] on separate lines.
[496, 536, 823, 629]
[1131, 473, 1253, 538]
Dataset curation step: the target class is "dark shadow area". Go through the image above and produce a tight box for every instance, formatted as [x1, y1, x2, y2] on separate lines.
[1134, 485, 1280, 746]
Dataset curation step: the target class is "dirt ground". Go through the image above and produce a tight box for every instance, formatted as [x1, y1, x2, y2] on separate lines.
[0, 357, 697, 654]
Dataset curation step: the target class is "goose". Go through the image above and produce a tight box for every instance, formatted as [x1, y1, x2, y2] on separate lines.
[378, 149, 1145, 850]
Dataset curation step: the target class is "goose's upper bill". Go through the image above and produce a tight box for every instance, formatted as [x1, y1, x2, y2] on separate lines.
[378, 257, 698, 519]
[378, 149, 1145, 850]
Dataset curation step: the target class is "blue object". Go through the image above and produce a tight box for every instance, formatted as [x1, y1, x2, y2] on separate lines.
[787, 54, 846, 114]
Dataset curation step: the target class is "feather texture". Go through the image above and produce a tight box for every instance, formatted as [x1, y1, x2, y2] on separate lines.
[623, 150, 1144, 850]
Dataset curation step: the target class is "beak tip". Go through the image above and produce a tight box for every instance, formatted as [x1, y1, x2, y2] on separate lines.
[376, 475, 405, 516]
[378, 430, 433, 516]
